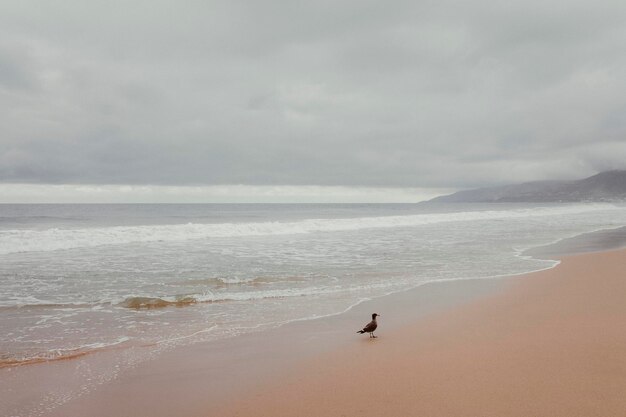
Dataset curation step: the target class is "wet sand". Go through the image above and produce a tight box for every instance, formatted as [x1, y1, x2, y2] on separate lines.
[3, 242, 625, 417]
[24, 270, 504, 417]
[220, 249, 626, 417]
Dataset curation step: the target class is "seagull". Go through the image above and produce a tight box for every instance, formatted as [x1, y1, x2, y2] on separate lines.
[357, 313, 380, 338]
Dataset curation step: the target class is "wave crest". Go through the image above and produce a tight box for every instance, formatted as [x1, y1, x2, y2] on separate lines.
[0, 204, 617, 254]
[119, 296, 198, 309]
[0, 337, 131, 369]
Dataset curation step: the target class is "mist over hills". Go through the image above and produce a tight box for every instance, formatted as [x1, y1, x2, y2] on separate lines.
[430, 171, 626, 203]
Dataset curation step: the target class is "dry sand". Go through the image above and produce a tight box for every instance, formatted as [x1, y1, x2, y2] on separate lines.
[219, 249, 626, 417]
[11, 265, 503, 417]
[6, 249, 625, 417]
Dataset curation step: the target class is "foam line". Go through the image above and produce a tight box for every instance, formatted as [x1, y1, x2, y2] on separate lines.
[0, 204, 617, 254]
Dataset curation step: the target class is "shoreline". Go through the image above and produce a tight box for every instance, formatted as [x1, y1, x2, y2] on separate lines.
[2, 227, 625, 416]
[219, 248, 626, 416]
[35, 267, 508, 417]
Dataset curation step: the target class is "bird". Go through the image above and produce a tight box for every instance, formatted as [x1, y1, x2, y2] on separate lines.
[357, 313, 380, 338]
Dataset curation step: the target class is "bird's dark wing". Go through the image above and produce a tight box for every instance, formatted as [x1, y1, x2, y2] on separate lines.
[362, 320, 377, 333]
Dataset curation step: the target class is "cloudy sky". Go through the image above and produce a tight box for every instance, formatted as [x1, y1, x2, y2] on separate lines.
[1, 0, 625, 202]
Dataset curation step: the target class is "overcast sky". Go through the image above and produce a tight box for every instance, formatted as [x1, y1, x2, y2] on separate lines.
[1, 0, 625, 202]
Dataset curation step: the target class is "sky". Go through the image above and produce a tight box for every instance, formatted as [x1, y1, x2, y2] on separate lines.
[1, 0, 625, 202]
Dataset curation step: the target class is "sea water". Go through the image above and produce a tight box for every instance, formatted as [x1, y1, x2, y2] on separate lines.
[2, 202, 626, 370]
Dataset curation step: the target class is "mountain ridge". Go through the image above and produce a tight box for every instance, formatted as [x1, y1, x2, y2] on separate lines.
[429, 170, 626, 203]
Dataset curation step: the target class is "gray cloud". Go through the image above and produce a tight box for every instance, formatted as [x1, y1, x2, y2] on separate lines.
[1, 0, 626, 189]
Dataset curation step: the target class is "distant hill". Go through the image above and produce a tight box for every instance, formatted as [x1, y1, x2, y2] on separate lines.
[429, 170, 626, 203]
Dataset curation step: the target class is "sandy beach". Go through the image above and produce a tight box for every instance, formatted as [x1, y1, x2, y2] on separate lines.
[3, 0, 626, 413]
[4, 245, 626, 417]
[219, 249, 626, 417]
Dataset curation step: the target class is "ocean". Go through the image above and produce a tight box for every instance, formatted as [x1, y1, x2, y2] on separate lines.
[1, 202, 626, 374]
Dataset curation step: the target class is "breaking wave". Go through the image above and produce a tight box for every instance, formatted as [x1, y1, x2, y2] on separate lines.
[0, 336, 131, 369]
[118, 281, 396, 310]
[119, 296, 198, 309]
[2, 283, 365, 310]
[0, 204, 617, 254]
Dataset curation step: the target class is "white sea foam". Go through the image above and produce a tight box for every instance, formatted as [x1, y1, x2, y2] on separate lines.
[4, 202, 626, 417]
[115, 281, 396, 309]
[0, 203, 616, 255]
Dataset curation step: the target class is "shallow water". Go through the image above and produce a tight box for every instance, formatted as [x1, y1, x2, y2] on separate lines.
[1, 202, 626, 369]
